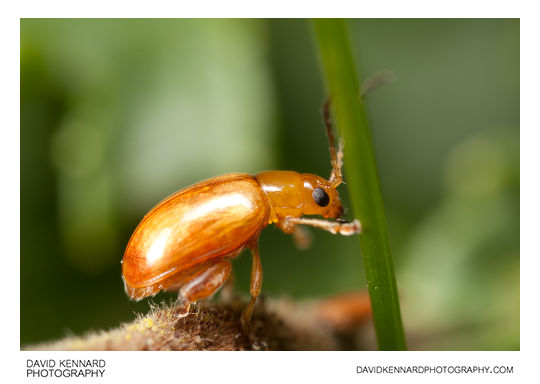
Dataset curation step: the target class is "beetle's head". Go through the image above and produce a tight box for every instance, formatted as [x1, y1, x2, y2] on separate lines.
[300, 174, 344, 219]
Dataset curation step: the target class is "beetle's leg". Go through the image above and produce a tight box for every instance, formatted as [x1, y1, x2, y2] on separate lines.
[241, 243, 263, 334]
[292, 225, 312, 250]
[281, 216, 362, 236]
[277, 217, 317, 248]
[277, 217, 295, 234]
[174, 296, 192, 318]
[174, 259, 232, 318]
[220, 267, 235, 302]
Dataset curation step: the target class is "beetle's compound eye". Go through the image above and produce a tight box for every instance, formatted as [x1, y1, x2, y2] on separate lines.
[312, 187, 330, 207]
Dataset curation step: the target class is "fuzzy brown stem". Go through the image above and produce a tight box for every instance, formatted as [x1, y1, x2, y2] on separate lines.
[26, 295, 374, 351]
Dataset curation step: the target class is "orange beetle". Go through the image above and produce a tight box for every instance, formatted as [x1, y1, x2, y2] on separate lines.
[122, 100, 361, 331]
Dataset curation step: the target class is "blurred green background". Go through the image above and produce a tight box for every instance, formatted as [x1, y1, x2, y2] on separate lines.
[20, 19, 519, 350]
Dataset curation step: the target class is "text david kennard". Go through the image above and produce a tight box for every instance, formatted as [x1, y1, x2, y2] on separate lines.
[27, 359, 106, 378]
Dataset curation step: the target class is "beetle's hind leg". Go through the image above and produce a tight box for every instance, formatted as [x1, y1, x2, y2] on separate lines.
[219, 267, 236, 302]
[173, 259, 232, 318]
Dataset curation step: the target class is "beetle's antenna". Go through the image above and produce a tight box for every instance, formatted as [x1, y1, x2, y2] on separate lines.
[360, 70, 395, 98]
[322, 98, 343, 188]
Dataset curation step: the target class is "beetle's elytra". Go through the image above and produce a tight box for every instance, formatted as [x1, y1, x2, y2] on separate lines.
[122, 100, 362, 332]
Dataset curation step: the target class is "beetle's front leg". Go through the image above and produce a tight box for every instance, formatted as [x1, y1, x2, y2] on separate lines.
[276, 218, 312, 249]
[280, 216, 362, 236]
[292, 225, 312, 249]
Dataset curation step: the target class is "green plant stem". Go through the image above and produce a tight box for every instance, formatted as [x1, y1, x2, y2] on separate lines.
[313, 19, 406, 350]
